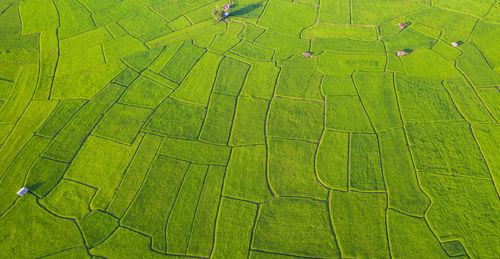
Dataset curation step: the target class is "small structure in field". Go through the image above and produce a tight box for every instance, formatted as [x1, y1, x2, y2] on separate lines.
[397, 51, 407, 56]
[223, 4, 230, 18]
[17, 187, 29, 196]
[398, 23, 405, 29]
[302, 52, 311, 58]
[451, 42, 459, 47]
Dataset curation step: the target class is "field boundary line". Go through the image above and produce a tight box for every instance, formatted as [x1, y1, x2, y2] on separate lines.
[119, 136, 164, 219]
[185, 166, 210, 254]
[104, 133, 147, 211]
[247, 204, 261, 258]
[326, 189, 342, 258]
[163, 163, 193, 251]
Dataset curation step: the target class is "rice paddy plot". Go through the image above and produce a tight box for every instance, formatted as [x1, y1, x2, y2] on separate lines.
[329, 191, 389, 258]
[0, 0, 499, 257]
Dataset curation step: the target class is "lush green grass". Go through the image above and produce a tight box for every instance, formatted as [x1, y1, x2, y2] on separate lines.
[268, 97, 323, 141]
[40, 179, 96, 218]
[419, 172, 500, 258]
[382, 28, 436, 52]
[406, 121, 490, 178]
[43, 83, 125, 162]
[166, 164, 208, 254]
[353, 71, 402, 131]
[253, 197, 339, 257]
[400, 49, 458, 78]
[211, 197, 257, 258]
[93, 103, 152, 144]
[325, 95, 374, 132]
[229, 96, 268, 145]
[90, 227, 173, 258]
[302, 24, 378, 41]
[349, 133, 385, 191]
[318, 51, 386, 75]
[121, 155, 190, 252]
[224, 145, 273, 203]
[276, 56, 323, 101]
[1, 0, 499, 257]
[26, 157, 68, 198]
[379, 129, 430, 216]
[312, 38, 385, 55]
[231, 40, 275, 61]
[112, 67, 140, 86]
[0, 135, 52, 213]
[240, 60, 278, 99]
[471, 21, 500, 69]
[472, 124, 500, 192]
[209, 22, 245, 54]
[255, 31, 309, 60]
[171, 52, 223, 106]
[158, 137, 231, 165]
[477, 87, 500, 121]
[318, 0, 350, 24]
[64, 135, 141, 210]
[106, 133, 163, 218]
[143, 97, 206, 139]
[268, 138, 328, 199]
[388, 209, 450, 258]
[258, 0, 316, 37]
[36, 99, 87, 139]
[199, 93, 237, 144]
[457, 43, 500, 86]
[78, 210, 119, 248]
[395, 74, 463, 123]
[119, 75, 174, 109]
[443, 76, 496, 123]
[316, 130, 349, 190]
[409, 7, 477, 43]
[329, 190, 389, 258]
[186, 165, 225, 257]
[159, 41, 206, 83]
[0, 195, 83, 258]
[0, 64, 40, 123]
[352, 0, 428, 25]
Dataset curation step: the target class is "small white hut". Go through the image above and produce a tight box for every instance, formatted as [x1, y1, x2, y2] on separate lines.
[397, 51, 407, 56]
[17, 187, 29, 196]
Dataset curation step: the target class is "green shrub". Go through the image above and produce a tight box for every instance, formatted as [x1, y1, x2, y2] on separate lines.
[212, 5, 225, 22]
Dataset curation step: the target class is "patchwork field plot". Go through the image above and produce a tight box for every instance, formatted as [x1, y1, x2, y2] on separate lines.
[0, 0, 499, 258]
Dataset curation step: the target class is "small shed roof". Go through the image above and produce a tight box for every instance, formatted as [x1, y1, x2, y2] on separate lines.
[17, 187, 29, 196]
[397, 51, 407, 56]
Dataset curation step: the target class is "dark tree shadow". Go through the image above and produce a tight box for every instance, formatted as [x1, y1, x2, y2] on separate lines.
[231, 3, 263, 17]
[28, 182, 45, 192]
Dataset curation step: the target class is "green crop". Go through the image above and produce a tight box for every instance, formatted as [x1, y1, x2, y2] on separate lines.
[1, 0, 499, 257]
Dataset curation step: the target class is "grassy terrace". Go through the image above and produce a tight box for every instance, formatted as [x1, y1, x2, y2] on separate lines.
[0, 0, 499, 258]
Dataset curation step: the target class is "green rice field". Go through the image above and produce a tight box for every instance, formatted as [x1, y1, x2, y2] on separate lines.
[1, 0, 499, 258]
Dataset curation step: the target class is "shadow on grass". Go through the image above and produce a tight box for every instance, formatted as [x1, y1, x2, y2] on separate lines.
[28, 182, 44, 192]
[231, 3, 263, 17]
